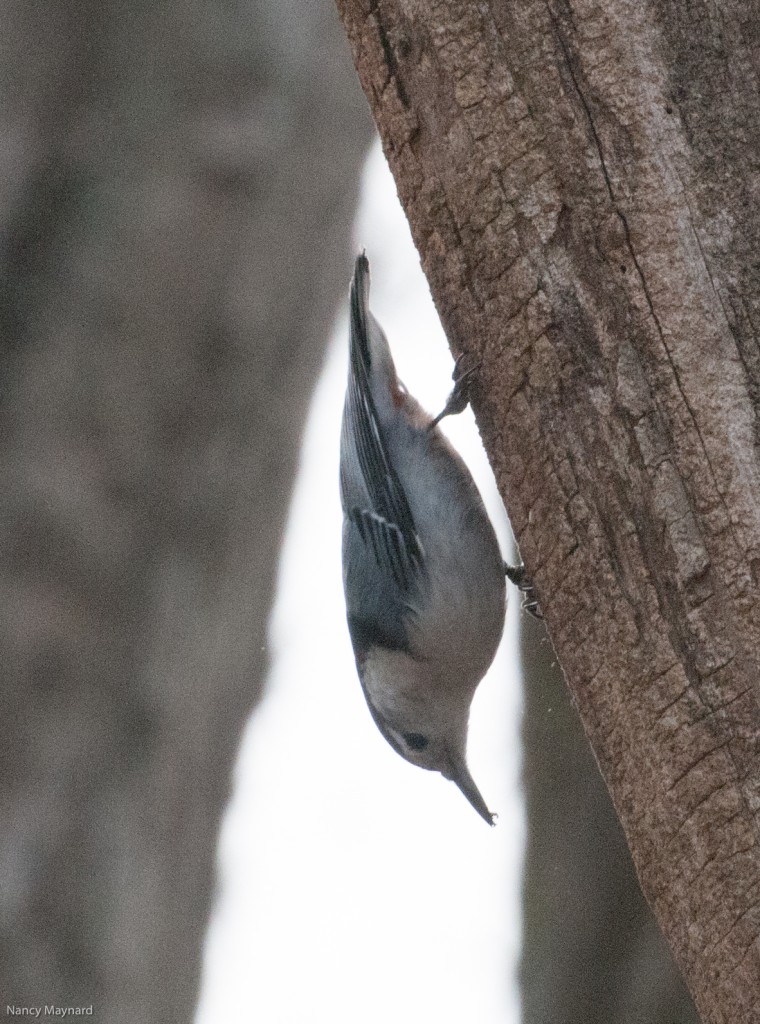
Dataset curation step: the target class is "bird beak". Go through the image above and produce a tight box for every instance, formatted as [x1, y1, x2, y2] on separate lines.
[444, 755, 495, 826]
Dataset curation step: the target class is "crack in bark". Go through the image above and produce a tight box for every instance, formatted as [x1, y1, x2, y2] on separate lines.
[670, 780, 735, 836]
[667, 736, 732, 792]
[703, 876, 760, 960]
[548, 5, 744, 570]
[655, 683, 692, 725]
[368, 0, 410, 107]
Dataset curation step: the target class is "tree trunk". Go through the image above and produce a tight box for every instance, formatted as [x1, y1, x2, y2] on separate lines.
[335, 1, 760, 1022]
[0, 2, 371, 1020]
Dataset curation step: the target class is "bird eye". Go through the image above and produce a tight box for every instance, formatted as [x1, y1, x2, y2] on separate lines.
[403, 732, 429, 751]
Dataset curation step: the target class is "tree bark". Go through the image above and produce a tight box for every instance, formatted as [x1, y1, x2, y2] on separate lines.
[0, 2, 371, 1020]
[335, 1, 760, 1022]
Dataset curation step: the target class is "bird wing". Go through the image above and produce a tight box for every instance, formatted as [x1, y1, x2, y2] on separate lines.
[340, 256, 424, 613]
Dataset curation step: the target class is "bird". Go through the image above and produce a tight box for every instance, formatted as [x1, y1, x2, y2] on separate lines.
[339, 253, 535, 824]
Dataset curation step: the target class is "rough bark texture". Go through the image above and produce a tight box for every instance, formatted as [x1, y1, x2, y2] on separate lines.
[335, 1, 760, 1021]
[0, 2, 371, 1020]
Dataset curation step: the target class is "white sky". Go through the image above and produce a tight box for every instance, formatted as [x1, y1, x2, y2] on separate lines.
[195, 140, 525, 1024]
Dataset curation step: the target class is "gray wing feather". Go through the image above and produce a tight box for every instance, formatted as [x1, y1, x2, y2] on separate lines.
[340, 256, 423, 596]
[342, 517, 412, 654]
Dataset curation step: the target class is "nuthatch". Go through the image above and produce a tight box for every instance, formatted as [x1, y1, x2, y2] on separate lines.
[340, 253, 536, 825]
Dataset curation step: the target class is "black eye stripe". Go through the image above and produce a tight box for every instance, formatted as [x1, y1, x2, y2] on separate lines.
[403, 732, 429, 751]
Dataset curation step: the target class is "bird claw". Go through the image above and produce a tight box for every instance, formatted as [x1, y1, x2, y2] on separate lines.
[430, 352, 482, 429]
[504, 562, 543, 619]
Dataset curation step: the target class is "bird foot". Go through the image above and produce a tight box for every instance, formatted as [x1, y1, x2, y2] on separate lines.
[504, 562, 543, 619]
[430, 353, 481, 429]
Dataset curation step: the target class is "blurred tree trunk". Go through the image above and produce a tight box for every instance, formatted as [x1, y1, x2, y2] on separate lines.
[336, 1, 760, 1022]
[0, 2, 372, 1021]
[521, 620, 697, 1023]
